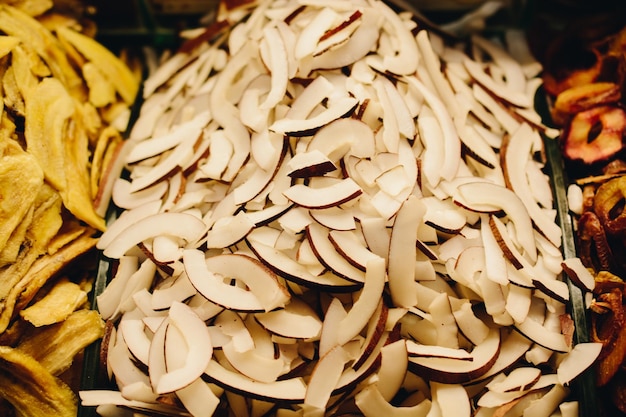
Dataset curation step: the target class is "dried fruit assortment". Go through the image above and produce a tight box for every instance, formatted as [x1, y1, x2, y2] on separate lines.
[0, 1, 140, 416]
[534, 6, 626, 416]
[83, 0, 600, 416]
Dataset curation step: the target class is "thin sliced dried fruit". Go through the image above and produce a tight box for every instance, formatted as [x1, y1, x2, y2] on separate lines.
[61, 101, 106, 231]
[591, 288, 626, 386]
[552, 82, 621, 125]
[0, 35, 18, 58]
[0, 140, 44, 256]
[0, 345, 77, 417]
[23, 77, 74, 191]
[18, 309, 104, 376]
[0, 231, 97, 333]
[56, 25, 138, 105]
[593, 176, 626, 235]
[19, 278, 87, 327]
[0, 4, 82, 94]
[562, 105, 626, 166]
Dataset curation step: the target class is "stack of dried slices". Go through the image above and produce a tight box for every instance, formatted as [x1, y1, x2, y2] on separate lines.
[535, 4, 626, 415]
[0, 1, 140, 416]
[79, 0, 605, 416]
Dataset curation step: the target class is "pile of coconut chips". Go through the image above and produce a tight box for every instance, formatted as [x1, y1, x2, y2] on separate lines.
[81, 0, 602, 416]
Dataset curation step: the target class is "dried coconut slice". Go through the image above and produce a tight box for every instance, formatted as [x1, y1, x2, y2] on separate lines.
[283, 177, 362, 209]
[102, 212, 206, 259]
[183, 250, 289, 312]
[154, 301, 213, 394]
[408, 328, 501, 384]
[204, 359, 307, 403]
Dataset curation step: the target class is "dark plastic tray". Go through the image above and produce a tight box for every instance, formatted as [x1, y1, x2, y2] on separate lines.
[91, 0, 216, 50]
[544, 134, 598, 417]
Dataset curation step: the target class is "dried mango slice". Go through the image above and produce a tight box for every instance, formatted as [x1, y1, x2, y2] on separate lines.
[0, 35, 18, 58]
[0, 5, 82, 96]
[61, 102, 106, 231]
[10, 44, 39, 100]
[0, 182, 61, 267]
[20, 277, 87, 327]
[47, 220, 89, 255]
[0, 204, 33, 266]
[2, 63, 25, 116]
[0, 139, 43, 254]
[25, 183, 63, 254]
[90, 126, 122, 200]
[23, 77, 74, 192]
[0, 345, 76, 417]
[2, 0, 53, 17]
[82, 61, 116, 108]
[18, 309, 104, 375]
[0, 231, 97, 333]
[56, 25, 139, 106]
[13, 231, 97, 315]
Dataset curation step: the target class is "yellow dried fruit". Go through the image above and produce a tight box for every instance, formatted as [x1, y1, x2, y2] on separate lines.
[0, 345, 77, 417]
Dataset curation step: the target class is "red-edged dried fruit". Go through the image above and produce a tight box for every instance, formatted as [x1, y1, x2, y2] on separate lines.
[562, 105, 626, 166]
